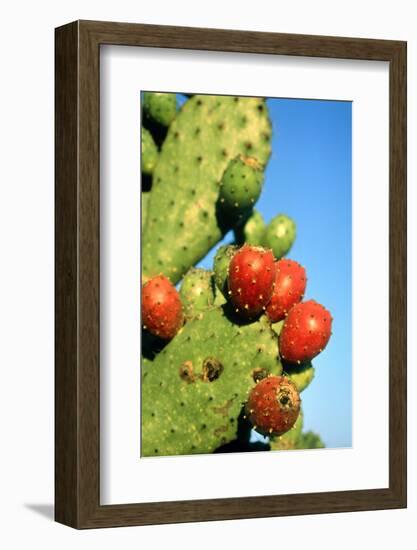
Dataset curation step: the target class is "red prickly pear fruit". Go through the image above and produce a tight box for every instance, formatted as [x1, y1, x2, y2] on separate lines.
[246, 375, 301, 436]
[279, 300, 332, 364]
[142, 275, 184, 340]
[228, 245, 276, 318]
[266, 259, 307, 322]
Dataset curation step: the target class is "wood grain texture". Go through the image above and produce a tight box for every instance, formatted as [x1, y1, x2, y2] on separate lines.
[55, 20, 407, 529]
[388, 41, 407, 505]
[55, 21, 79, 527]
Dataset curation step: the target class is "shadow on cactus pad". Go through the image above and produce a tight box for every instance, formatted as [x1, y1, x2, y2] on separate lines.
[213, 407, 270, 453]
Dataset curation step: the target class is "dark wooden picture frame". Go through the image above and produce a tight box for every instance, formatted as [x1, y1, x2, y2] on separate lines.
[55, 20, 407, 529]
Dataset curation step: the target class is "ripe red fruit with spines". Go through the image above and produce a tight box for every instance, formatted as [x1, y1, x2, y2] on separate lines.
[228, 245, 276, 318]
[266, 259, 307, 322]
[142, 275, 184, 340]
[279, 300, 332, 364]
[246, 375, 301, 436]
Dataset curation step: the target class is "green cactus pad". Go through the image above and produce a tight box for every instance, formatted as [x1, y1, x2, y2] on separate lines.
[284, 362, 315, 393]
[262, 214, 296, 259]
[142, 95, 272, 283]
[180, 268, 215, 318]
[219, 155, 264, 211]
[142, 355, 154, 373]
[270, 410, 304, 450]
[234, 209, 266, 245]
[141, 127, 159, 175]
[143, 92, 177, 127]
[213, 244, 237, 297]
[141, 307, 282, 456]
[141, 192, 150, 231]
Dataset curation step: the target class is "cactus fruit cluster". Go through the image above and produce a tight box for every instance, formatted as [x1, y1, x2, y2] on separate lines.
[141, 92, 333, 456]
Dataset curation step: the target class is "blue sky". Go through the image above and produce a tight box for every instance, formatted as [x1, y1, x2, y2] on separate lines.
[188, 96, 352, 449]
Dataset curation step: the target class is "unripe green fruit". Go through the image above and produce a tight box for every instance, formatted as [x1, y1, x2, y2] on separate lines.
[285, 362, 315, 393]
[262, 214, 296, 259]
[213, 245, 237, 297]
[219, 156, 264, 211]
[141, 127, 159, 175]
[234, 209, 266, 245]
[179, 268, 214, 318]
[143, 92, 177, 126]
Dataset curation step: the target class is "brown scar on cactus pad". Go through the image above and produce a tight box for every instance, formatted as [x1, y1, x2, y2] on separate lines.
[179, 361, 196, 383]
[201, 357, 224, 382]
[213, 424, 229, 438]
[212, 398, 234, 416]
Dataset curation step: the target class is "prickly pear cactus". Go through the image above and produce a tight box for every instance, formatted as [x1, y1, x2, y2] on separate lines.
[141, 307, 282, 456]
[141, 93, 330, 457]
[142, 95, 272, 283]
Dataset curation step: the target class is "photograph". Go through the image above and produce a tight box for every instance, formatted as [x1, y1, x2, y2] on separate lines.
[0, 0, 409, 539]
[140, 91, 352, 457]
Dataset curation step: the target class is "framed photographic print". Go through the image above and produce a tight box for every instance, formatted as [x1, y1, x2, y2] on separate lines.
[55, 20, 407, 528]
